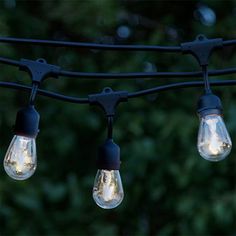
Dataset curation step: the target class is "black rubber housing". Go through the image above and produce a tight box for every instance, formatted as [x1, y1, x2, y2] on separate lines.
[89, 87, 128, 117]
[181, 35, 223, 66]
[97, 139, 120, 170]
[14, 105, 40, 138]
[197, 93, 222, 117]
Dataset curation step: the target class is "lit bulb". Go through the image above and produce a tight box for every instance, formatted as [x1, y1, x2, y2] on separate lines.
[4, 135, 37, 180]
[93, 169, 124, 209]
[197, 114, 232, 161]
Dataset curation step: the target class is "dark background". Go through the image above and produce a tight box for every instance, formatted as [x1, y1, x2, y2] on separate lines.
[0, 0, 235, 235]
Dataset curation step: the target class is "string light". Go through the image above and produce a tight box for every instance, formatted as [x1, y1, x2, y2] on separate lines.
[0, 34, 235, 209]
[93, 139, 124, 209]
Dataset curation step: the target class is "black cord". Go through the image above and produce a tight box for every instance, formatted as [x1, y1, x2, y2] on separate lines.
[0, 57, 22, 67]
[58, 68, 236, 79]
[0, 37, 181, 52]
[0, 37, 236, 105]
[128, 80, 236, 98]
[29, 83, 39, 105]
[0, 82, 89, 104]
[0, 36, 235, 51]
[1, 55, 236, 80]
[202, 65, 212, 94]
[222, 40, 236, 46]
[107, 117, 113, 139]
[1, 80, 236, 103]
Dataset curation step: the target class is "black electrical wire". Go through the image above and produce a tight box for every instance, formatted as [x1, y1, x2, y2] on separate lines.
[222, 40, 236, 46]
[128, 80, 236, 98]
[1, 55, 236, 80]
[29, 83, 39, 105]
[0, 36, 236, 105]
[202, 65, 212, 93]
[1, 80, 236, 103]
[0, 37, 181, 52]
[107, 117, 113, 139]
[0, 82, 89, 104]
[0, 36, 236, 52]
[58, 68, 236, 79]
[0, 57, 22, 67]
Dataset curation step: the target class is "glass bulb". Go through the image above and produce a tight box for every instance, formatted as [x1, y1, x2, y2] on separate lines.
[93, 169, 124, 209]
[197, 114, 232, 161]
[4, 135, 37, 180]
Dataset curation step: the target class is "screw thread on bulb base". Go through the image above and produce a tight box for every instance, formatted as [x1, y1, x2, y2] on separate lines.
[97, 139, 120, 170]
[197, 93, 223, 117]
[14, 105, 40, 138]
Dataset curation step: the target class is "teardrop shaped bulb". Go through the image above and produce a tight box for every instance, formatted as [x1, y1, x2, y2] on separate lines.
[197, 114, 232, 161]
[4, 135, 37, 180]
[93, 169, 124, 209]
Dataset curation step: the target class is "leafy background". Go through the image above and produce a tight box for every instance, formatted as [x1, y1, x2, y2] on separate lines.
[0, 0, 235, 235]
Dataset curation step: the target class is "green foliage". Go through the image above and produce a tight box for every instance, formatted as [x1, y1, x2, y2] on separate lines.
[0, 0, 235, 235]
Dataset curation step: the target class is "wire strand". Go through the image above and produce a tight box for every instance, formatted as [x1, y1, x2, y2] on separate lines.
[58, 67, 236, 79]
[128, 80, 236, 98]
[29, 83, 39, 105]
[107, 117, 113, 139]
[0, 36, 235, 51]
[0, 37, 181, 52]
[1, 80, 236, 103]
[0, 82, 89, 104]
[1, 55, 236, 80]
[202, 65, 212, 94]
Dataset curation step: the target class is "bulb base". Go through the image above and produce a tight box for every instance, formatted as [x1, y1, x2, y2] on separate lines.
[97, 139, 120, 170]
[14, 105, 40, 138]
[197, 93, 222, 117]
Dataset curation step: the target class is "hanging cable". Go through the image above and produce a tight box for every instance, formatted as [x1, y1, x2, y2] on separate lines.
[29, 83, 39, 105]
[107, 116, 113, 139]
[202, 65, 212, 94]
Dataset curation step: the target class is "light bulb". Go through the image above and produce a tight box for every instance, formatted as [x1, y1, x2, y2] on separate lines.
[197, 114, 232, 161]
[4, 135, 37, 180]
[93, 169, 124, 209]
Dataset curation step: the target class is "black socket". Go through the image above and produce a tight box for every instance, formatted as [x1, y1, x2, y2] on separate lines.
[97, 139, 120, 170]
[197, 93, 223, 117]
[14, 105, 40, 138]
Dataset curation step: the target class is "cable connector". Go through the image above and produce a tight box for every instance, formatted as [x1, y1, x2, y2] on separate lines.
[89, 87, 128, 117]
[19, 58, 60, 84]
[181, 35, 223, 66]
